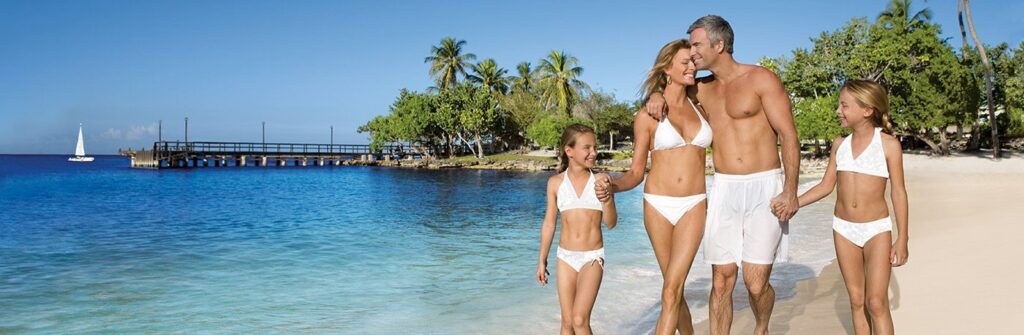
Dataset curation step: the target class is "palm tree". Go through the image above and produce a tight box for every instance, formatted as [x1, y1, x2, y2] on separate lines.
[424, 37, 477, 91]
[511, 62, 535, 93]
[957, 0, 983, 151]
[468, 58, 509, 95]
[956, 0, 970, 51]
[878, 0, 933, 33]
[960, 0, 1000, 158]
[536, 50, 590, 116]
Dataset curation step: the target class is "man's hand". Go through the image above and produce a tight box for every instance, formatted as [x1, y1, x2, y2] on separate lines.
[770, 191, 799, 222]
[646, 92, 667, 121]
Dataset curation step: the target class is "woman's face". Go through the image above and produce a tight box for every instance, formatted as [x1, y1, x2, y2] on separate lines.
[665, 48, 696, 86]
[565, 132, 597, 168]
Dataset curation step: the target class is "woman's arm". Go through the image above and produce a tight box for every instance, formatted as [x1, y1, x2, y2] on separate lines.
[609, 112, 653, 193]
[797, 137, 842, 207]
[536, 175, 560, 285]
[884, 136, 909, 266]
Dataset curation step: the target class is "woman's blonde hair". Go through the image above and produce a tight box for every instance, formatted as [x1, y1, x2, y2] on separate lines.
[841, 79, 894, 134]
[557, 124, 596, 173]
[640, 39, 691, 101]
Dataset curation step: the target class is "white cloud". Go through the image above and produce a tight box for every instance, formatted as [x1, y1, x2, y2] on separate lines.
[100, 128, 123, 140]
[125, 123, 158, 140]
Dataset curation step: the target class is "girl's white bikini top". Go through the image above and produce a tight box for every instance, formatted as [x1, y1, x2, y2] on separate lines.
[836, 127, 889, 179]
[556, 170, 604, 212]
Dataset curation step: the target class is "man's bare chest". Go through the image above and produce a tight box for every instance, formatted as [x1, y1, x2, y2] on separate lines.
[698, 86, 762, 122]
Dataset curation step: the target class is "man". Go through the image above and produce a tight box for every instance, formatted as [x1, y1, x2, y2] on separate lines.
[647, 15, 800, 335]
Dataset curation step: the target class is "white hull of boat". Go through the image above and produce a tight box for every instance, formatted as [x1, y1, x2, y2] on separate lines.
[68, 156, 95, 162]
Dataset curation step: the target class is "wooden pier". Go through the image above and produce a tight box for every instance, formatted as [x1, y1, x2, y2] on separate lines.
[129, 141, 433, 169]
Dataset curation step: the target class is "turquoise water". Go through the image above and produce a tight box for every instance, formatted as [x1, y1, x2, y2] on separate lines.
[0, 155, 836, 334]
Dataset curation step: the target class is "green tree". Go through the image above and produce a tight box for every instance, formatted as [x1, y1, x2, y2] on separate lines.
[878, 0, 933, 33]
[388, 90, 439, 157]
[775, 18, 873, 98]
[594, 101, 635, 151]
[770, 1, 977, 155]
[425, 37, 477, 91]
[537, 50, 590, 117]
[436, 83, 496, 159]
[433, 89, 463, 158]
[510, 62, 536, 93]
[468, 58, 509, 96]
[793, 94, 844, 156]
[357, 115, 398, 153]
[996, 42, 1024, 137]
[773, 18, 870, 149]
[882, 21, 975, 155]
[526, 114, 594, 149]
[359, 90, 446, 157]
[572, 90, 633, 149]
[498, 90, 544, 150]
[571, 90, 611, 122]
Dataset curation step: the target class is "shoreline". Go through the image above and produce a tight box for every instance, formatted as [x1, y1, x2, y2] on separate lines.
[345, 153, 833, 176]
[691, 153, 1024, 334]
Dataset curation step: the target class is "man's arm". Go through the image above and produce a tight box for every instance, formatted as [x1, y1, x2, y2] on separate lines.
[758, 68, 800, 221]
[645, 92, 667, 121]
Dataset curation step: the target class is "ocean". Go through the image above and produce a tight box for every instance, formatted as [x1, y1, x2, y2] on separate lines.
[0, 155, 836, 334]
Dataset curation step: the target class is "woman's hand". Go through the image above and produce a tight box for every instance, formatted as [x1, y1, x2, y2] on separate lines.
[594, 173, 613, 202]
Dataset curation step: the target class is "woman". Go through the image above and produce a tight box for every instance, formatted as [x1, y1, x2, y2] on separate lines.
[595, 39, 710, 335]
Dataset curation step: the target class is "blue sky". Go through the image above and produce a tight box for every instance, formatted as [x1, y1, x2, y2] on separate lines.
[1, 0, 1021, 154]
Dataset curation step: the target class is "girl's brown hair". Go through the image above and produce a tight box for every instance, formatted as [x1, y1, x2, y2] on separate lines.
[557, 124, 596, 173]
[841, 79, 894, 134]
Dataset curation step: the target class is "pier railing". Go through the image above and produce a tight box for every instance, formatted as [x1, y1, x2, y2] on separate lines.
[130, 141, 437, 169]
[154, 141, 428, 156]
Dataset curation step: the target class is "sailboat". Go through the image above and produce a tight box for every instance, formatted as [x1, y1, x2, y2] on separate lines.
[68, 123, 95, 162]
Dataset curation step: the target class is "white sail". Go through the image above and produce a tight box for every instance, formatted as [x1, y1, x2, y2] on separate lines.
[75, 124, 86, 156]
[69, 123, 94, 162]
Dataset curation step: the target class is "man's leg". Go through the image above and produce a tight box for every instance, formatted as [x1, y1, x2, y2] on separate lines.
[743, 262, 775, 335]
[741, 171, 787, 335]
[709, 263, 738, 335]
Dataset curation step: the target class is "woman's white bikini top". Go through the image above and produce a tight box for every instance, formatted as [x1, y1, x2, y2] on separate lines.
[556, 170, 604, 212]
[652, 97, 712, 150]
[836, 127, 889, 179]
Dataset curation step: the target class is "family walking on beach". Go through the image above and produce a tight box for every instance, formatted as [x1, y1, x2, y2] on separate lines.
[536, 15, 910, 335]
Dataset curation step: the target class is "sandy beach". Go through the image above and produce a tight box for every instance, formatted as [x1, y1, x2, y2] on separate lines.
[691, 152, 1024, 334]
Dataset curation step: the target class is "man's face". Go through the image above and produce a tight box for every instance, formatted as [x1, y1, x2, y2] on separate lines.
[689, 28, 716, 71]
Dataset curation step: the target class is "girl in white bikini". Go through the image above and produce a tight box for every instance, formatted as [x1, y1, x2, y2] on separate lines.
[794, 79, 909, 335]
[536, 124, 617, 335]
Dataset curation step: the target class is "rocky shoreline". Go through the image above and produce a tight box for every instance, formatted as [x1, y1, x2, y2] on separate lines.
[339, 154, 830, 176]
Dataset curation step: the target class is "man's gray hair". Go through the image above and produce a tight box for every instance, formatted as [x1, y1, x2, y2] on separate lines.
[688, 15, 734, 54]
